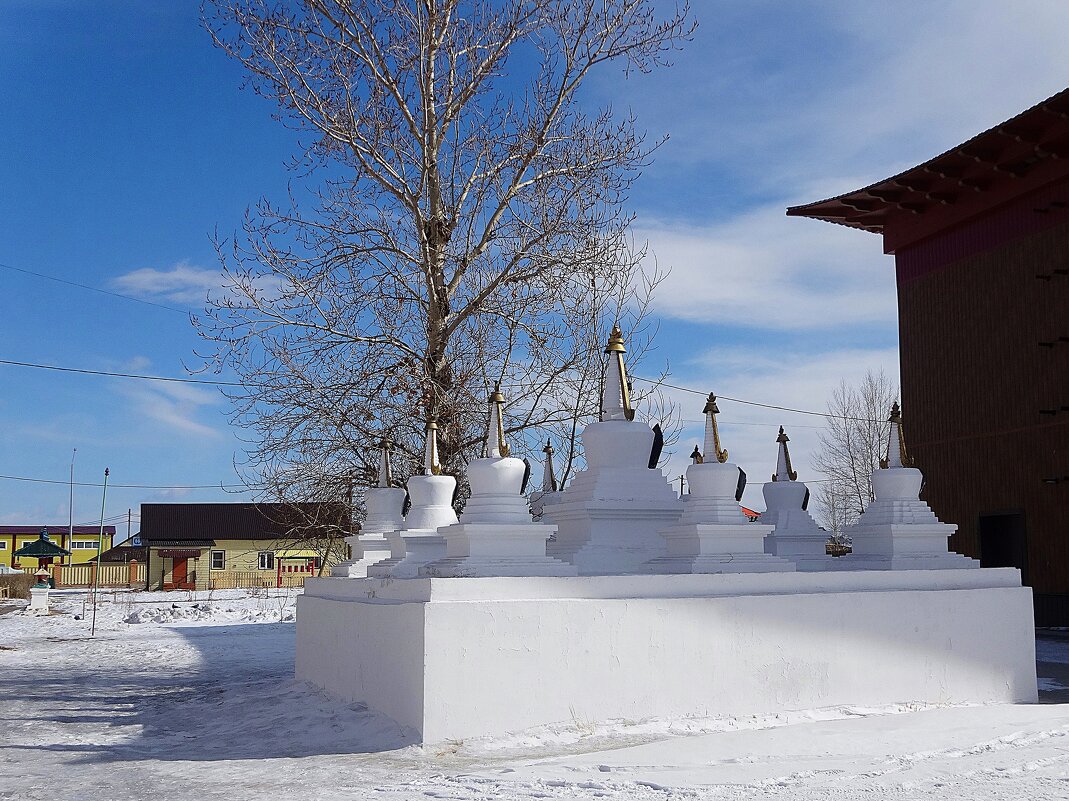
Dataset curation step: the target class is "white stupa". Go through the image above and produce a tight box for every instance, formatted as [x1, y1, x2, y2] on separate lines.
[332, 440, 407, 577]
[838, 403, 978, 570]
[529, 440, 561, 520]
[545, 325, 682, 574]
[761, 426, 833, 570]
[368, 421, 458, 578]
[646, 394, 794, 574]
[424, 388, 576, 577]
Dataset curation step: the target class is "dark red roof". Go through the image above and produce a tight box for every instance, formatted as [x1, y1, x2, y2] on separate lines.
[140, 503, 347, 543]
[0, 526, 116, 536]
[787, 87, 1069, 253]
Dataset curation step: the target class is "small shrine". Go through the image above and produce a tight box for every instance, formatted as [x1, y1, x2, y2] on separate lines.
[424, 388, 575, 577]
[839, 403, 978, 570]
[761, 426, 833, 570]
[13, 529, 71, 570]
[646, 395, 793, 574]
[368, 422, 457, 578]
[333, 440, 406, 578]
[545, 326, 682, 574]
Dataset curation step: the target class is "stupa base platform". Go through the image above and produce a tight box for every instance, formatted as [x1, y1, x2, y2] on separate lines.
[296, 568, 1036, 744]
[836, 553, 981, 570]
[422, 522, 576, 577]
[644, 553, 796, 573]
[367, 532, 446, 578]
[421, 556, 578, 577]
[332, 537, 392, 578]
[332, 554, 390, 578]
[546, 504, 683, 575]
[789, 555, 842, 571]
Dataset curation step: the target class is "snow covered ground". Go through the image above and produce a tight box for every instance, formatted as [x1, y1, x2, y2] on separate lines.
[2, 588, 1068, 800]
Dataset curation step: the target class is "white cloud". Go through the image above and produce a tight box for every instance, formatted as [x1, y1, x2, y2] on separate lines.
[637, 203, 895, 330]
[112, 261, 224, 305]
[113, 358, 224, 439]
[618, 1, 1069, 206]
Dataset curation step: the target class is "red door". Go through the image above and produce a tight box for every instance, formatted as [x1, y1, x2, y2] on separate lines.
[172, 558, 188, 589]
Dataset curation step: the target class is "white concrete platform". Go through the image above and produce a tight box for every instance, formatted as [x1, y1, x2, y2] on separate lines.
[295, 568, 1037, 743]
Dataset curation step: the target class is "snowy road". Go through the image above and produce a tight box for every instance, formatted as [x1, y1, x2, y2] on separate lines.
[2, 590, 1068, 800]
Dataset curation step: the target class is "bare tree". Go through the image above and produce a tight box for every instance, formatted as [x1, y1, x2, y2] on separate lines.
[258, 479, 353, 576]
[197, 0, 693, 501]
[812, 370, 898, 539]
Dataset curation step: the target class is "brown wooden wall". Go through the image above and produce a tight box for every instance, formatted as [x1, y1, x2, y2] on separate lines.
[897, 219, 1069, 622]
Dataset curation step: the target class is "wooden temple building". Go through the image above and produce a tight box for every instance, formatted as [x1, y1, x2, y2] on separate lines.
[789, 89, 1069, 624]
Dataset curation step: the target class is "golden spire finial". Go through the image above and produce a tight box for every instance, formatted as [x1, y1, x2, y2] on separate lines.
[600, 323, 635, 422]
[880, 401, 911, 469]
[423, 420, 442, 475]
[690, 444, 703, 464]
[377, 437, 394, 487]
[772, 425, 798, 481]
[702, 393, 728, 463]
[486, 383, 510, 458]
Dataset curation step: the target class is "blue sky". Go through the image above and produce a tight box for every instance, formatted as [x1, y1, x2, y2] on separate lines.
[4, 1, 1069, 533]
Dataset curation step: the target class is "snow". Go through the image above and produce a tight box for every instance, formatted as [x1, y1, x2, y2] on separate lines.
[2, 588, 1068, 800]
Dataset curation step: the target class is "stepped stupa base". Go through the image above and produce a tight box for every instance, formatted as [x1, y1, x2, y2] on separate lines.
[790, 554, 841, 571]
[645, 522, 795, 574]
[838, 553, 980, 570]
[368, 531, 447, 578]
[423, 522, 576, 577]
[296, 568, 1036, 744]
[547, 503, 683, 575]
[332, 534, 393, 578]
[333, 552, 392, 578]
[423, 556, 577, 577]
[646, 553, 796, 574]
[765, 530, 837, 572]
[841, 522, 980, 571]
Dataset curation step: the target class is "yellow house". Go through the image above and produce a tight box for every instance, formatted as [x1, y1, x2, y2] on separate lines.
[0, 526, 115, 569]
[139, 502, 348, 591]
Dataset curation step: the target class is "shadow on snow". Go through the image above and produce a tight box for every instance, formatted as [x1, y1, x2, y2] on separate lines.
[0, 622, 418, 762]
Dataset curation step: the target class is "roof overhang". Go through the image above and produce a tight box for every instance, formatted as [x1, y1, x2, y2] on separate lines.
[787, 88, 1069, 253]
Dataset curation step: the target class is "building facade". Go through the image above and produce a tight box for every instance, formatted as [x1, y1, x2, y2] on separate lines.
[789, 88, 1069, 623]
[0, 526, 116, 569]
[139, 503, 348, 591]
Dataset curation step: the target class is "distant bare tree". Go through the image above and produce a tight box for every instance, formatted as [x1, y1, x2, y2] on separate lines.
[257, 495, 351, 576]
[812, 370, 897, 539]
[197, 0, 693, 499]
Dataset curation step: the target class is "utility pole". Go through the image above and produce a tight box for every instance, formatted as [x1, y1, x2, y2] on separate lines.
[677, 473, 686, 496]
[68, 448, 76, 549]
[127, 508, 132, 543]
[91, 467, 109, 638]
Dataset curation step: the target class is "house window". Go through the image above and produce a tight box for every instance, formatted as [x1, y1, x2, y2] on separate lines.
[0, 541, 6, 550]
[210, 550, 225, 570]
[313, 556, 322, 570]
[71, 541, 99, 550]
[258, 551, 275, 570]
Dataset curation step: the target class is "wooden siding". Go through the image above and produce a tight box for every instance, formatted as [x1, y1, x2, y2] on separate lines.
[897, 217, 1069, 621]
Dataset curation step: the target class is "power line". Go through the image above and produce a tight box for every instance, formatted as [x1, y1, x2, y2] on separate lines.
[0, 473, 257, 490]
[0, 260, 192, 315]
[0, 357, 883, 423]
[632, 376, 882, 423]
[0, 260, 885, 423]
[0, 359, 242, 386]
[682, 418, 827, 430]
